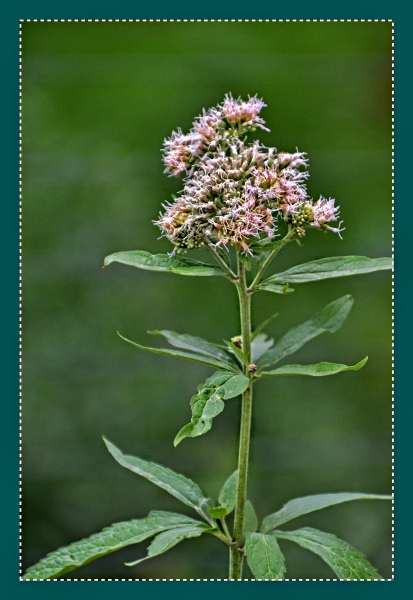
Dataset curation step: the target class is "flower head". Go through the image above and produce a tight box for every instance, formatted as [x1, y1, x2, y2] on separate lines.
[221, 94, 269, 131]
[157, 95, 343, 252]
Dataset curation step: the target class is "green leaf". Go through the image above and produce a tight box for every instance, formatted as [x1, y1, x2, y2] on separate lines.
[250, 238, 288, 253]
[103, 250, 224, 276]
[205, 369, 236, 386]
[239, 253, 252, 271]
[148, 330, 235, 366]
[125, 525, 208, 566]
[257, 295, 354, 369]
[103, 437, 213, 522]
[218, 373, 250, 399]
[245, 533, 286, 580]
[244, 501, 259, 533]
[251, 334, 274, 362]
[251, 312, 278, 340]
[218, 470, 238, 514]
[174, 385, 225, 446]
[174, 373, 249, 446]
[225, 340, 249, 366]
[208, 506, 229, 519]
[259, 256, 393, 288]
[261, 492, 392, 532]
[257, 357, 368, 378]
[272, 528, 383, 580]
[117, 332, 237, 372]
[23, 511, 202, 580]
[256, 282, 295, 295]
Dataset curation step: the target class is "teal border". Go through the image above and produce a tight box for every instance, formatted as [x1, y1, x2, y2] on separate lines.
[3, 1, 407, 598]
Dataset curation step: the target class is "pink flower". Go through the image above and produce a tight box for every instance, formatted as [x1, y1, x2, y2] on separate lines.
[311, 197, 340, 226]
[221, 94, 269, 131]
[162, 130, 204, 177]
[156, 95, 344, 252]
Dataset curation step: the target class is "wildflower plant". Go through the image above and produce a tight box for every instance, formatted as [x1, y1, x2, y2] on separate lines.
[23, 95, 392, 581]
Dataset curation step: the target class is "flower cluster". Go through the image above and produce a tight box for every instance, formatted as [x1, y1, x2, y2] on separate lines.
[157, 94, 343, 253]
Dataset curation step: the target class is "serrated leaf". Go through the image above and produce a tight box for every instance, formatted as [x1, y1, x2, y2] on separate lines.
[251, 334, 274, 362]
[218, 470, 238, 514]
[245, 533, 286, 580]
[174, 373, 249, 446]
[260, 256, 393, 288]
[257, 357, 368, 378]
[117, 332, 237, 372]
[257, 295, 354, 370]
[23, 511, 202, 580]
[272, 528, 383, 580]
[244, 501, 259, 533]
[103, 250, 224, 276]
[251, 312, 279, 340]
[261, 492, 392, 532]
[125, 525, 207, 566]
[148, 330, 235, 365]
[103, 437, 213, 522]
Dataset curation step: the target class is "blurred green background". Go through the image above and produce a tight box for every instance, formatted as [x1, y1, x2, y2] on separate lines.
[22, 22, 392, 579]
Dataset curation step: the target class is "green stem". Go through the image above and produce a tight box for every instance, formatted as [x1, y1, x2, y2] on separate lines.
[205, 238, 238, 281]
[221, 516, 232, 541]
[229, 256, 253, 580]
[248, 227, 295, 292]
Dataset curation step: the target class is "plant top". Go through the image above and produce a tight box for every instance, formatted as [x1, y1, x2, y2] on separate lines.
[157, 94, 343, 254]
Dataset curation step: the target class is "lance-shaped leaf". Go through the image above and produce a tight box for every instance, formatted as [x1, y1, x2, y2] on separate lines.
[261, 492, 392, 533]
[118, 332, 237, 372]
[103, 250, 224, 277]
[245, 533, 286, 580]
[149, 329, 235, 366]
[225, 340, 249, 367]
[256, 282, 294, 295]
[125, 525, 208, 566]
[208, 470, 244, 519]
[257, 295, 354, 370]
[257, 357, 368, 379]
[272, 528, 383, 580]
[259, 256, 393, 289]
[103, 437, 213, 522]
[244, 501, 259, 534]
[174, 373, 250, 446]
[23, 511, 202, 580]
[251, 334, 274, 362]
[217, 470, 238, 515]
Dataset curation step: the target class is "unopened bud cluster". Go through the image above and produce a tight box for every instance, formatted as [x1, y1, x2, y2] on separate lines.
[156, 94, 343, 253]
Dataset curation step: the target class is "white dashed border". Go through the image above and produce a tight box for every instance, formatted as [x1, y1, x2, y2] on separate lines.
[18, 18, 395, 582]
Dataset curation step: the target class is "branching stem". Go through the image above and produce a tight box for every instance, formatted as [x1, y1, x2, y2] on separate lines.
[248, 227, 295, 292]
[205, 238, 239, 281]
[221, 516, 232, 541]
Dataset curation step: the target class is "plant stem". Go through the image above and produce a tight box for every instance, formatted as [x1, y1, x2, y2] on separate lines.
[229, 256, 253, 580]
[205, 238, 238, 280]
[248, 227, 295, 292]
[221, 516, 232, 541]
